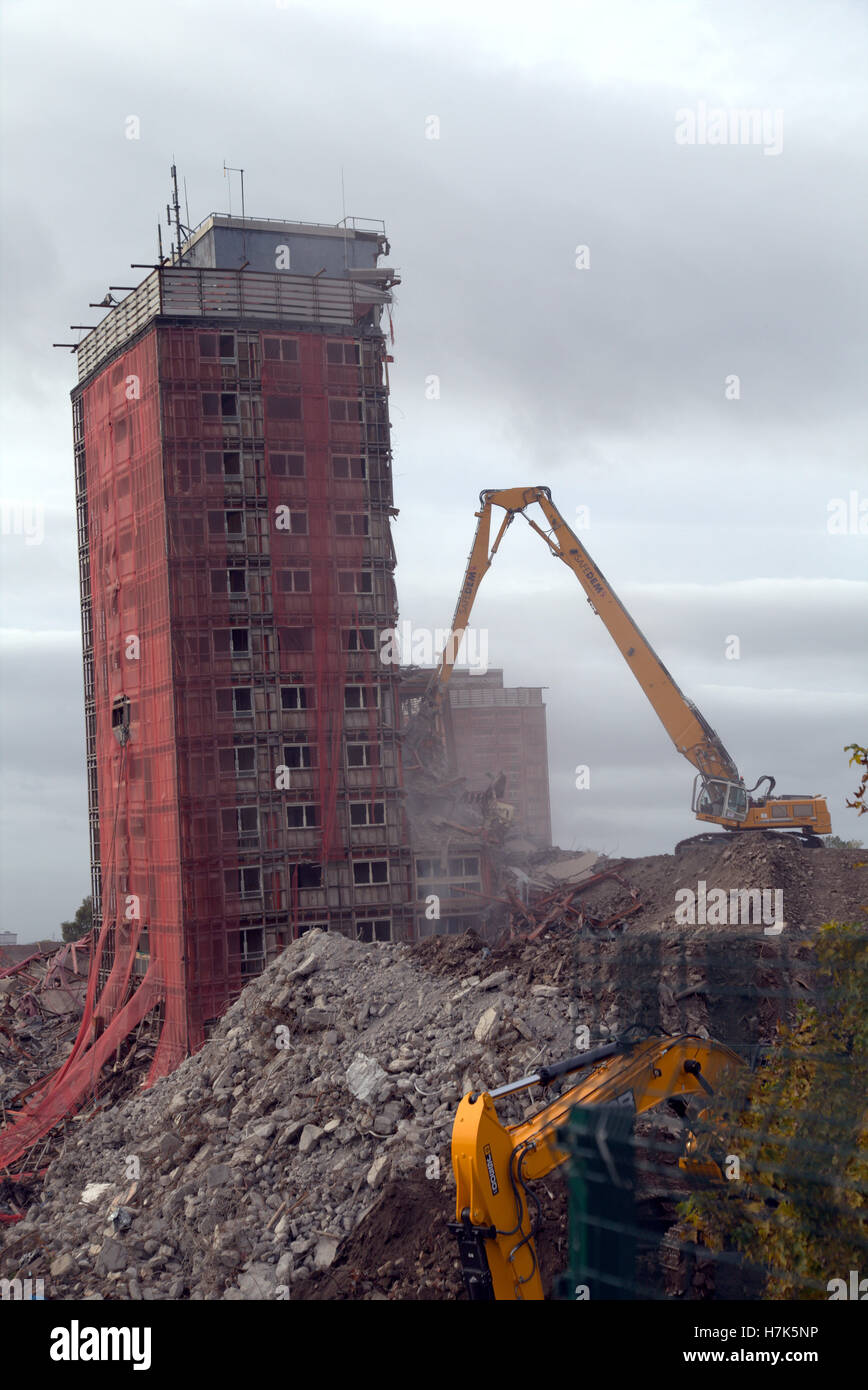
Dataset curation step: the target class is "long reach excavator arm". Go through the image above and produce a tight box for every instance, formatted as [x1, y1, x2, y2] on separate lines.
[414, 486, 829, 842]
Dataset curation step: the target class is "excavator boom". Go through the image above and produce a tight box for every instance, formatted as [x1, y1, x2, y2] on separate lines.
[419, 486, 830, 839]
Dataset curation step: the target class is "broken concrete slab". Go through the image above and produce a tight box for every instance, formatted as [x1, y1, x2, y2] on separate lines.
[313, 1236, 339, 1270]
[366, 1154, 390, 1189]
[474, 1007, 499, 1043]
[345, 1052, 388, 1103]
[298, 1124, 324, 1155]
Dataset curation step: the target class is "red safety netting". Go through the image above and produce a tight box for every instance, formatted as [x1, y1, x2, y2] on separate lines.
[0, 330, 186, 1171]
[0, 320, 399, 1175]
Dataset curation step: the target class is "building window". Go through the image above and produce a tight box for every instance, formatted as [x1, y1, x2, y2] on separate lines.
[209, 510, 244, 537]
[353, 860, 389, 886]
[211, 568, 248, 595]
[205, 451, 241, 477]
[338, 570, 373, 594]
[111, 695, 131, 745]
[203, 333, 236, 361]
[296, 863, 323, 889]
[286, 804, 319, 828]
[240, 867, 260, 898]
[332, 455, 366, 479]
[415, 858, 442, 880]
[274, 509, 308, 535]
[283, 743, 314, 769]
[216, 688, 253, 716]
[448, 856, 480, 877]
[329, 399, 363, 423]
[276, 569, 311, 593]
[326, 342, 361, 366]
[335, 513, 369, 537]
[280, 686, 309, 711]
[214, 629, 250, 656]
[219, 746, 256, 775]
[270, 452, 304, 477]
[222, 807, 259, 837]
[344, 684, 379, 709]
[343, 628, 376, 652]
[263, 337, 299, 362]
[350, 802, 385, 826]
[240, 926, 264, 976]
[224, 866, 261, 898]
[356, 918, 391, 943]
[346, 742, 378, 768]
[202, 392, 239, 418]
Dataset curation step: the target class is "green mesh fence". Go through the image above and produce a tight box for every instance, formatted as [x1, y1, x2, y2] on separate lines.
[552, 921, 867, 1300]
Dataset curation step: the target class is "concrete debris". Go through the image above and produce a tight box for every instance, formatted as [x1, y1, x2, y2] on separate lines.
[477, 969, 510, 991]
[313, 1236, 339, 1270]
[80, 1182, 113, 1206]
[346, 1053, 388, 1103]
[367, 1155, 390, 1189]
[536, 852, 600, 885]
[473, 1007, 499, 1043]
[0, 937, 93, 1101]
[0, 838, 863, 1300]
[0, 926, 582, 1299]
[0, 932, 157, 1165]
[298, 1124, 324, 1154]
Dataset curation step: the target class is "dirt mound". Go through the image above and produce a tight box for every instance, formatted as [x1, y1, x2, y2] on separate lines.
[309, 1167, 571, 1301]
[612, 839, 866, 933]
[308, 1172, 461, 1300]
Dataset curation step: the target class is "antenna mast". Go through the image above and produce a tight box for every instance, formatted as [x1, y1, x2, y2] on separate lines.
[170, 163, 184, 265]
[223, 162, 248, 265]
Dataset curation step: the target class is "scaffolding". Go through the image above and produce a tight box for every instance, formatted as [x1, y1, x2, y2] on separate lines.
[0, 228, 411, 1170]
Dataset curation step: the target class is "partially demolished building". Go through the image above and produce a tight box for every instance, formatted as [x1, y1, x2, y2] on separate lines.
[0, 210, 557, 1174]
[399, 667, 552, 939]
[72, 213, 409, 1057]
[446, 670, 552, 847]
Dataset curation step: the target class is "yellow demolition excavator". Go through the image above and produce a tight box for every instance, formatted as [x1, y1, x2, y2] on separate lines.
[450, 1032, 744, 1300]
[410, 486, 830, 849]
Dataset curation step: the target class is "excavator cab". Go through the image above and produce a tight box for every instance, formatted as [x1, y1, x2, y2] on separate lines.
[692, 775, 748, 823]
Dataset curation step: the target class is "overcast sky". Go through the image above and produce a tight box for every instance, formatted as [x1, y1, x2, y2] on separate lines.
[1, 0, 866, 941]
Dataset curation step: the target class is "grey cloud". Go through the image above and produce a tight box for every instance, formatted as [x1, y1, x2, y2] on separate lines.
[0, 0, 865, 932]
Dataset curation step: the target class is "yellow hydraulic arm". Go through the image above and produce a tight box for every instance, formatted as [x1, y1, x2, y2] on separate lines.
[418, 486, 830, 841]
[450, 1033, 744, 1301]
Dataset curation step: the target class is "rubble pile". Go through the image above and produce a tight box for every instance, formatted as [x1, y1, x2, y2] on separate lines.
[1, 928, 584, 1300]
[506, 836, 867, 941]
[0, 938, 92, 1102]
[1, 837, 863, 1299]
[0, 935, 159, 1204]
